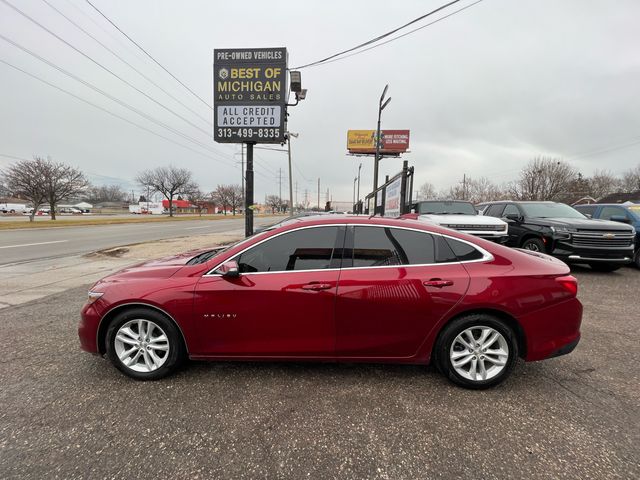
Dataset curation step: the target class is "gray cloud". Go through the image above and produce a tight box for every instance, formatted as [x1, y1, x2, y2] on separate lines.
[1, 0, 639, 204]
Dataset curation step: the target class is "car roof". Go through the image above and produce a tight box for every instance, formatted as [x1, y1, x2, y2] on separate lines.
[575, 203, 636, 207]
[273, 214, 465, 237]
[482, 200, 557, 204]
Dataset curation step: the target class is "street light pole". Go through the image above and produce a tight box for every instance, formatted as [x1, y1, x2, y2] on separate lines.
[287, 132, 298, 216]
[373, 85, 391, 193]
[357, 162, 362, 213]
[353, 177, 357, 210]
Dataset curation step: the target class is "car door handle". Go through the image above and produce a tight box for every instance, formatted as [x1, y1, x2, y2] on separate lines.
[301, 283, 332, 291]
[423, 279, 454, 288]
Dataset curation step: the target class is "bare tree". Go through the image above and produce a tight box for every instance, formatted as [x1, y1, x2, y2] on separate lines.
[211, 185, 232, 215]
[417, 182, 437, 200]
[620, 164, 640, 192]
[136, 166, 194, 217]
[43, 160, 89, 219]
[466, 177, 506, 203]
[512, 157, 577, 201]
[83, 184, 128, 204]
[2, 157, 49, 222]
[185, 187, 209, 216]
[584, 170, 620, 200]
[266, 195, 281, 214]
[227, 185, 243, 215]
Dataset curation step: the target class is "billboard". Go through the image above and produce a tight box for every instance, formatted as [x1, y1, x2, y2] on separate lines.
[347, 130, 410, 154]
[214, 48, 287, 143]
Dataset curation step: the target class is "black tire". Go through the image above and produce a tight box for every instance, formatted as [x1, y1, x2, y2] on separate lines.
[588, 263, 621, 272]
[521, 237, 545, 252]
[435, 314, 518, 389]
[106, 307, 186, 380]
[634, 250, 640, 269]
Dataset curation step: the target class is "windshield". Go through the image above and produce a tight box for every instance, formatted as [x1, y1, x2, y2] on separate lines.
[519, 203, 586, 219]
[186, 231, 270, 265]
[417, 201, 476, 215]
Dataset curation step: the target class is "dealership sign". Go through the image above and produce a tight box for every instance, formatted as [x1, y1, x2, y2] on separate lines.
[384, 176, 402, 217]
[214, 48, 287, 143]
[347, 130, 410, 154]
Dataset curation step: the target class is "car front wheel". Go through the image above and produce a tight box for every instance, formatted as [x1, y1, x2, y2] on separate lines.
[106, 308, 185, 380]
[521, 237, 545, 252]
[435, 314, 518, 389]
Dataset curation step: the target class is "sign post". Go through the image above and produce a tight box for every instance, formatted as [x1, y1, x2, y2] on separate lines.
[214, 47, 288, 236]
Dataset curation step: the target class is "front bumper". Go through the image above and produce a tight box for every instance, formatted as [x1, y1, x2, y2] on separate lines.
[549, 239, 634, 264]
[79, 301, 103, 354]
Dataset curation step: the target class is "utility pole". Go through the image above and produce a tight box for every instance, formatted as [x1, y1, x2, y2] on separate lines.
[287, 132, 298, 216]
[241, 143, 245, 200]
[461, 174, 467, 200]
[295, 181, 298, 208]
[374, 85, 392, 192]
[317, 178, 320, 211]
[278, 168, 282, 203]
[244, 143, 254, 237]
[353, 177, 357, 210]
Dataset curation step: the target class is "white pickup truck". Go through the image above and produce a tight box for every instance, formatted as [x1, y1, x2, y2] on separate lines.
[411, 200, 508, 242]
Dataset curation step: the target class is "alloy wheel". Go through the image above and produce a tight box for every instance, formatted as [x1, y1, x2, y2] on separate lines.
[114, 319, 170, 373]
[449, 326, 509, 382]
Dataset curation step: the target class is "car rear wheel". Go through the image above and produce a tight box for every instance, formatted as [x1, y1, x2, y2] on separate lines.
[521, 237, 544, 252]
[588, 263, 621, 272]
[106, 308, 185, 380]
[435, 314, 518, 389]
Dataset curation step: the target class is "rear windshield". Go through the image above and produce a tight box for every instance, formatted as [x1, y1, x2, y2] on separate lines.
[416, 201, 476, 215]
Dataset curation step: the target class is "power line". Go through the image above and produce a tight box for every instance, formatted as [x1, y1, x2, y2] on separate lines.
[40, 0, 212, 126]
[0, 33, 228, 164]
[84, 0, 212, 110]
[305, 0, 485, 69]
[0, 59, 240, 171]
[0, 0, 211, 137]
[293, 0, 463, 69]
[0, 60, 279, 183]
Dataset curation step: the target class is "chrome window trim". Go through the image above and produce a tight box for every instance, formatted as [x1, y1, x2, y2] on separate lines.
[204, 223, 493, 277]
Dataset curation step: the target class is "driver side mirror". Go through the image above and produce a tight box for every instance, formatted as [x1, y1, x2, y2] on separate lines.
[215, 260, 240, 278]
[504, 213, 522, 222]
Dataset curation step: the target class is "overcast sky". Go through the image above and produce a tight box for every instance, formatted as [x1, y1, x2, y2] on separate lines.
[1, 0, 639, 204]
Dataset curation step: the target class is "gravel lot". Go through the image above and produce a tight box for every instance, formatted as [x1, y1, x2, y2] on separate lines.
[0, 267, 638, 479]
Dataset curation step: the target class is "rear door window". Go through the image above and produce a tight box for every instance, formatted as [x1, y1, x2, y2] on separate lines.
[350, 226, 436, 267]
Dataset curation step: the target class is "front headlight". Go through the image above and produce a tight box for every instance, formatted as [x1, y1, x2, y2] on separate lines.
[550, 225, 577, 233]
[87, 291, 104, 304]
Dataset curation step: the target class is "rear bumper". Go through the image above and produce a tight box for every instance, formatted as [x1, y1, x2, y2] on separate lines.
[519, 297, 582, 362]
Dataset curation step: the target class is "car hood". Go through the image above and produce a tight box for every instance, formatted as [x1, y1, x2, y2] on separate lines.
[418, 214, 506, 226]
[103, 249, 211, 281]
[528, 217, 634, 231]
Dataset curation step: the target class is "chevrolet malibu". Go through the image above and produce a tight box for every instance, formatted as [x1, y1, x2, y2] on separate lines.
[79, 216, 582, 389]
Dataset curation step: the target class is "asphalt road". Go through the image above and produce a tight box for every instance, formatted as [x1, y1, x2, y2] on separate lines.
[0, 267, 638, 479]
[0, 217, 279, 265]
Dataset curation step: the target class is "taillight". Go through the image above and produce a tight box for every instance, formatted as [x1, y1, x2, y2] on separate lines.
[556, 275, 578, 296]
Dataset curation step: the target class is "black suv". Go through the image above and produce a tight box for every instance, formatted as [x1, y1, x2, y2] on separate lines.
[480, 201, 636, 271]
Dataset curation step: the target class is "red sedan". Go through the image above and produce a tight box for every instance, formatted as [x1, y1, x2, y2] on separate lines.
[79, 216, 582, 389]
